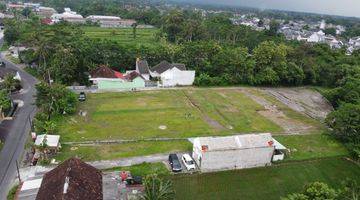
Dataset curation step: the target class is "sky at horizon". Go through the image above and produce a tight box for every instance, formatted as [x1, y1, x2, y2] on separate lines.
[182, 0, 360, 18]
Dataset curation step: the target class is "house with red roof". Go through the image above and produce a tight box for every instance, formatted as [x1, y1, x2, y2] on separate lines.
[89, 66, 145, 90]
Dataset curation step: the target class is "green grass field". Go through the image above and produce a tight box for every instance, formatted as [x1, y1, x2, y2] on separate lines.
[56, 89, 295, 142]
[52, 88, 344, 162]
[82, 26, 158, 46]
[104, 162, 170, 176]
[55, 140, 192, 162]
[172, 157, 360, 200]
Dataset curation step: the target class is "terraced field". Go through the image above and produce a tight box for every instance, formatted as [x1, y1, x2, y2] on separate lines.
[82, 26, 158, 46]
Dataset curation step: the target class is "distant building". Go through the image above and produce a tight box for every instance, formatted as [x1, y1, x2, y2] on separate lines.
[86, 15, 122, 27]
[90, 65, 145, 90]
[192, 133, 286, 172]
[51, 8, 84, 24]
[135, 59, 150, 81]
[36, 6, 57, 18]
[307, 30, 325, 43]
[151, 61, 195, 87]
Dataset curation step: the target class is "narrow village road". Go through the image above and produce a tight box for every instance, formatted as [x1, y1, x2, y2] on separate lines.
[0, 38, 38, 199]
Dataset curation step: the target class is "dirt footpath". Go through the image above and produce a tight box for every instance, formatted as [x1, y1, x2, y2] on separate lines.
[262, 87, 333, 121]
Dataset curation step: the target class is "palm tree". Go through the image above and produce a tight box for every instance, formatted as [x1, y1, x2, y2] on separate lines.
[132, 23, 138, 39]
[141, 174, 175, 200]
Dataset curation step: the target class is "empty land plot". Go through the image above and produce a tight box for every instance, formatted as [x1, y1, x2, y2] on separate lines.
[185, 89, 283, 133]
[56, 90, 218, 142]
[57, 89, 289, 142]
[55, 140, 192, 162]
[82, 26, 158, 46]
[172, 157, 360, 200]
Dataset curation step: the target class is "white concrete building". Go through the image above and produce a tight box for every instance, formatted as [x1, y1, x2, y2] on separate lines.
[51, 8, 84, 23]
[86, 15, 122, 27]
[307, 30, 325, 43]
[151, 61, 195, 87]
[192, 133, 284, 172]
[160, 67, 195, 87]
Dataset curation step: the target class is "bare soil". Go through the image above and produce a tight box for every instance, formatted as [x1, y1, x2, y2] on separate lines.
[262, 87, 333, 121]
[239, 88, 313, 134]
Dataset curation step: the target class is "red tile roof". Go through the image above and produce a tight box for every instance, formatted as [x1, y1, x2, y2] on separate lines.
[36, 158, 103, 200]
[90, 65, 123, 79]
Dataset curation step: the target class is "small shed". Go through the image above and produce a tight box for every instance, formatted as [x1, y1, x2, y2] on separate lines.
[34, 134, 61, 153]
[272, 138, 287, 161]
[192, 133, 276, 172]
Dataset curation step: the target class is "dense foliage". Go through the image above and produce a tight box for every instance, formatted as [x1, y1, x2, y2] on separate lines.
[0, 90, 11, 113]
[141, 174, 175, 200]
[282, 180, 359, 200]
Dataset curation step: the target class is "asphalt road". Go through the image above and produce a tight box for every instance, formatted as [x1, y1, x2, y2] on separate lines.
[0, 39, 38, 199]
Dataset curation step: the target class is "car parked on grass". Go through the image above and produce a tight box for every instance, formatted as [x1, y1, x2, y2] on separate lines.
[181, 154, 196, 171]
[78, 92, 86, 101]
[169, 154, 182, 172]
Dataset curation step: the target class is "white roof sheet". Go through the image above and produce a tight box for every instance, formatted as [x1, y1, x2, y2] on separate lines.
[35, 134, 60, 147]
[21, 178, 43, 191]
[194, 133, 273, 151]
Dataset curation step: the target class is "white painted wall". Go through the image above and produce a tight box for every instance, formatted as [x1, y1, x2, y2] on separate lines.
[160, 67, 195, 87]
[192, 138, 274, 172]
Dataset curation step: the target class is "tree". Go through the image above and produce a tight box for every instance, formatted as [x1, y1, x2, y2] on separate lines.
[22, 7, 32, 18]
[132, 23, 138, 39]
[282, 182, 337, 200]
[0, 90, 11, 116]
[267, 20, 280, 36]
[253, 41, 288, 85]
[35, 82, 77, 119]
[141, 174, 175, 200]
[326, 103, 360, 144]
[324, 28, 337, 36]
[2, 74, 21, 92]
[163, 10, 185, 42]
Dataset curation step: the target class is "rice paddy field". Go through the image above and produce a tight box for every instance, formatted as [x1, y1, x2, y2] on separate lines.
[82, 26, 158, 46]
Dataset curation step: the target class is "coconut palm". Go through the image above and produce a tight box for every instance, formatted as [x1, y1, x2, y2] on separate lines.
[141, 174, 175, 200]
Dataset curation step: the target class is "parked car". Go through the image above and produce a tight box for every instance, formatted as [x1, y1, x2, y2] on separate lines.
[168, 154, 182, 172]
[78, 92, 86, 101]
[0, 61, 6, 68]
[181, 154, 196, 171]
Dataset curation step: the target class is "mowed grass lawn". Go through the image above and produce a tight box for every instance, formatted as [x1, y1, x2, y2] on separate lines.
[82, 26, 158, 46]
[57, 89, 289, 142]
[55, 140, 192, 162]
[172, 157, 360, 200]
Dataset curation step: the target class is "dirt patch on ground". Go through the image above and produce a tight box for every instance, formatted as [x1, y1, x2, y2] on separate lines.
[239, 88, 313, 134]
[182, 91, 226, 130]
[262, 87, 333, 121]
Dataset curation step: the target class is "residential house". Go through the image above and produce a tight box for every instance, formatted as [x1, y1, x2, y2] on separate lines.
[36, 6, 57, 18]
[307, 30, 325, 43]
[34, 158, 103, 200]
[135, 59, 150, 80]
[51, 8, 84, 24]
[86, 15, 122, 28]
[192, 133, 286, 172]
[90, 66, 145, 90]
[151, 61, 195, 87]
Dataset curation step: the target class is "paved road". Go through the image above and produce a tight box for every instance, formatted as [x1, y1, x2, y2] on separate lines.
[0, 39, 38, 199]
